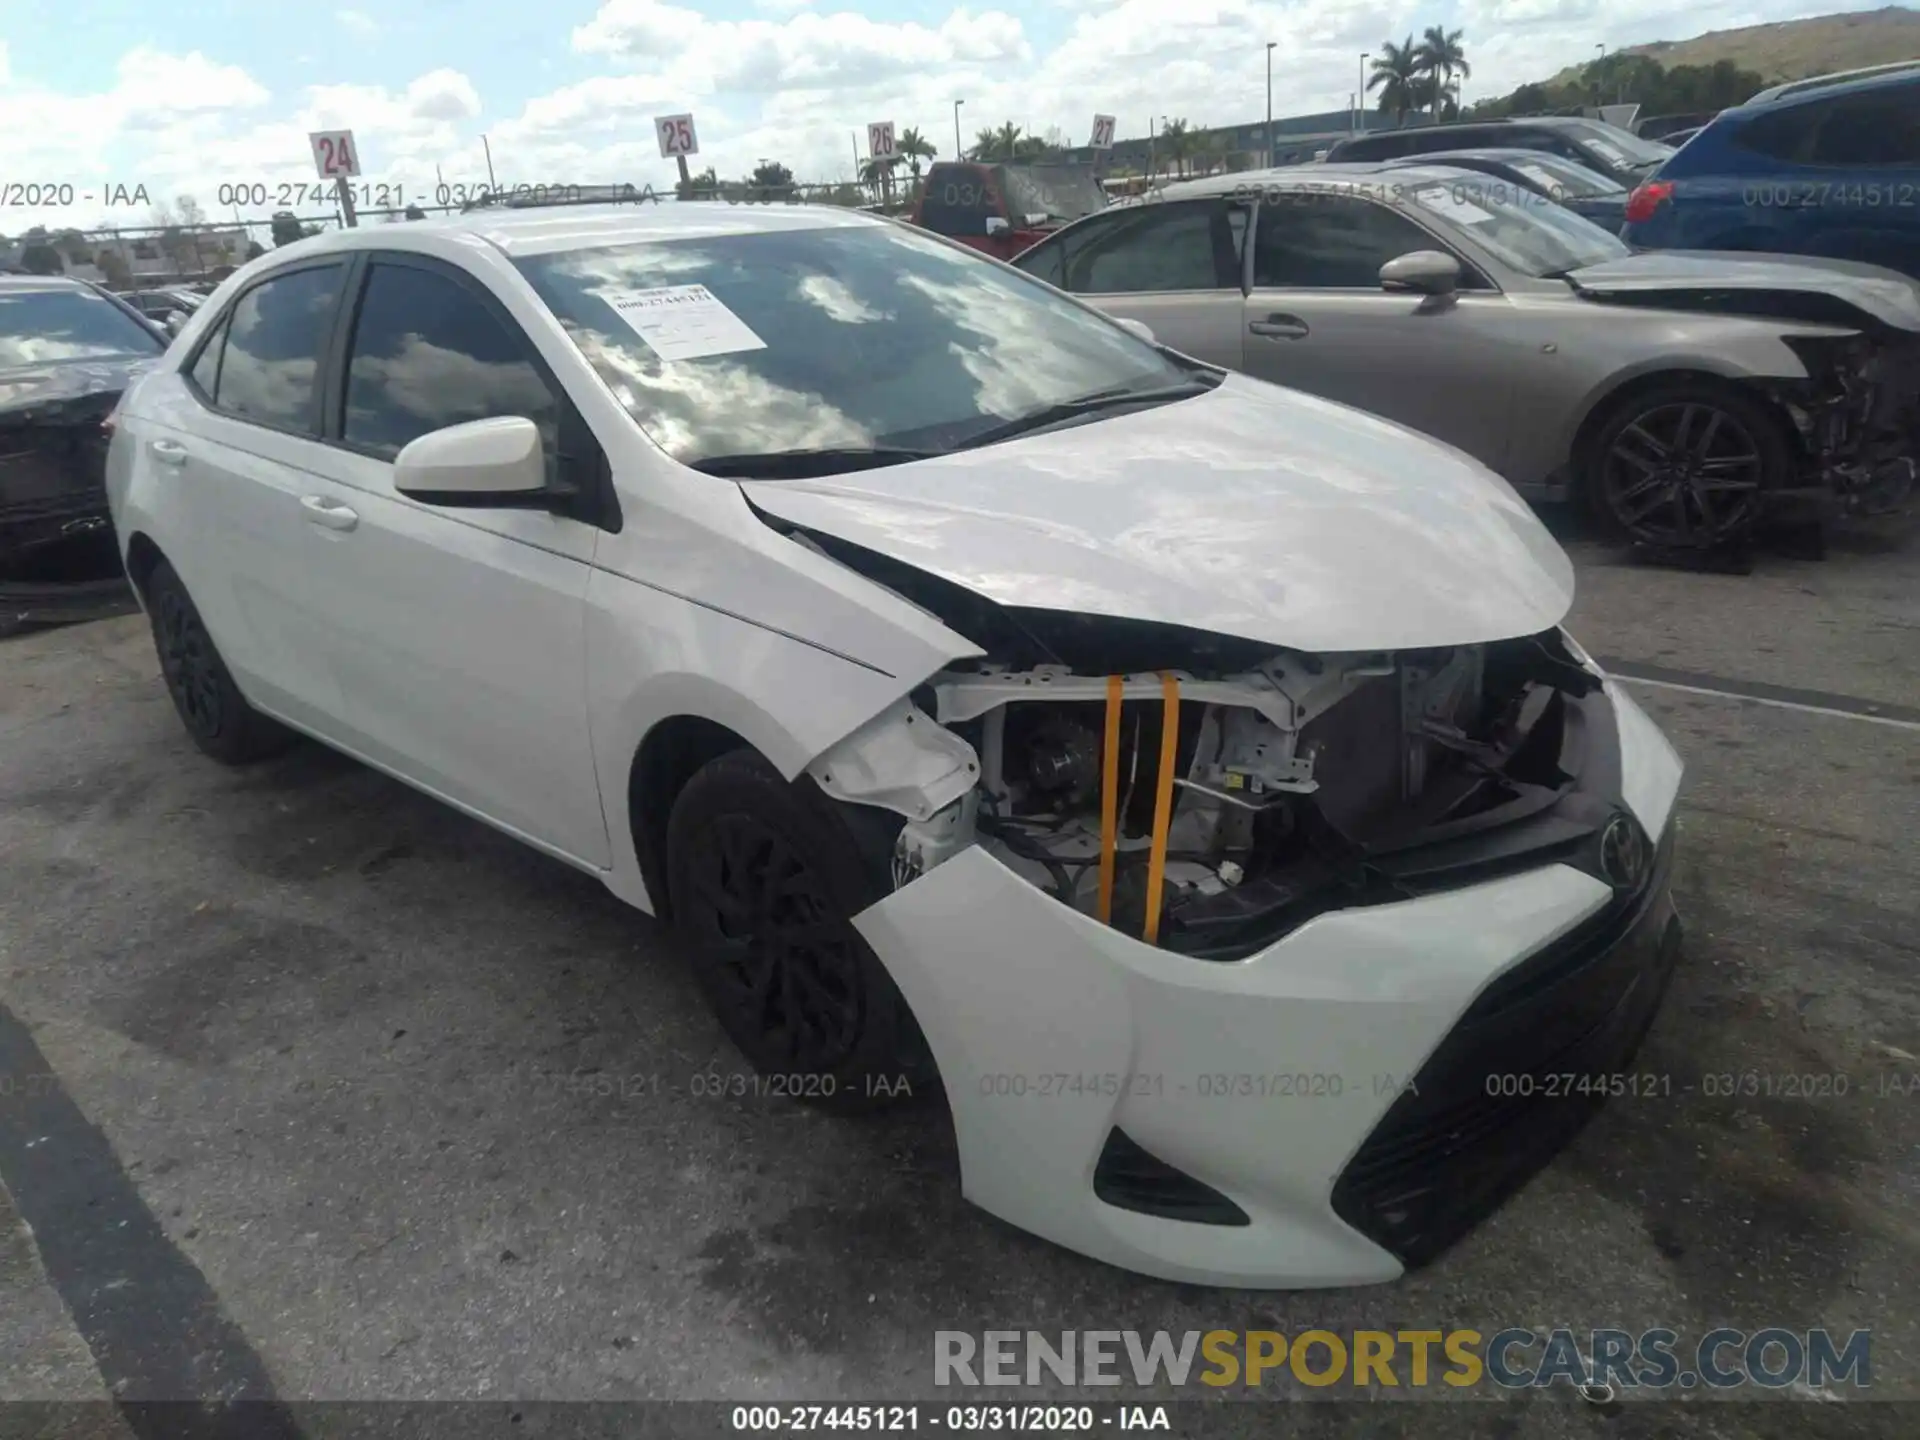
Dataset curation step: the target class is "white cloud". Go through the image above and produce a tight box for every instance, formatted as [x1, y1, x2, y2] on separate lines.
[335, 8, 379, 35]
[0, 0, 1855, 234]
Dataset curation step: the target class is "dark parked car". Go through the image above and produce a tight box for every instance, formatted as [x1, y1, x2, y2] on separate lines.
[1386, 148, 1630, 230]
[1622, 64, 1920, 278]
[1325, 116, 1674, 188]
[1, 276, 166, 632]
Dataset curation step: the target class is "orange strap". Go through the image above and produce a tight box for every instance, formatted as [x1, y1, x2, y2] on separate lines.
[1097, 674, 1123, 924]
[1143, 672, 1181, 944]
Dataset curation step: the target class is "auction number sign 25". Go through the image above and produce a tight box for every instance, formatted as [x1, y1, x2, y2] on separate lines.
[656, 114, 700, 158]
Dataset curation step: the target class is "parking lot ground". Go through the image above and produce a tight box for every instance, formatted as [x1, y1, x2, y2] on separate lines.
[1, 519, 1917, 1438]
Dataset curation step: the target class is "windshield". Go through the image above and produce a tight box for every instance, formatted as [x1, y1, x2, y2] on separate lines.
[0, 287, 163, 367]
[999, 165, 1108, 224]
[516, 220, 1191, 468]
[1558, 120, 1674, 169]
[1402, 180, 1630, 276]
[1488, 152, 1622, 198]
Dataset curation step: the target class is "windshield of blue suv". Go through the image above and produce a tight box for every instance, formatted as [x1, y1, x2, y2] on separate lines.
[1402, 179, 1630, 277]
[515, 220, 1195, 467]
[0, 286, 165, 367]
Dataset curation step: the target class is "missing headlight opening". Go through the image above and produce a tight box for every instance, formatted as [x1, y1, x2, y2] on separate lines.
[811, 627, 1607, 960]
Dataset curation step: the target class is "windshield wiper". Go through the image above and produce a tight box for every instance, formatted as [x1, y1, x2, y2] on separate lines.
[693, 446, 940, 479]
[952, 378, 1220, 451]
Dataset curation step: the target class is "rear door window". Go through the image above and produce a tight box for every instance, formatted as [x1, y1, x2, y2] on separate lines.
[1053, 200, 1240, 293]
[1254, 196, 1452, 287]
[205, 264, 345, 433]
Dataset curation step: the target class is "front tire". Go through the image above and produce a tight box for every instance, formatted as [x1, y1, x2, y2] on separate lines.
[145, 559, 294, 764]
[665, 748, 931, 1114]
[1581, 380, 1795, 548]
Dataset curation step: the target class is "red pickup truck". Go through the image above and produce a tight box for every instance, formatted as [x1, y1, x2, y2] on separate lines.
[908, 161, 1108, 262]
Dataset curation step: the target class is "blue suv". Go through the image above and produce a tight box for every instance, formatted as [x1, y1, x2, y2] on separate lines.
[1622, 63, 1920, 275]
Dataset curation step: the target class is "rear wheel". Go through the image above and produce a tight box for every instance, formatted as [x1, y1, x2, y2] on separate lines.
[145, 559, 294, 764]
[1581, 381, 1794, 548]
[665, 748, 932, 1114]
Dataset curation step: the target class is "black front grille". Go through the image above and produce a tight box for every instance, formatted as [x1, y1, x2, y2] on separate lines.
[1093, 1129, 1250, 1226]
[1331, 827, 1680, 1268]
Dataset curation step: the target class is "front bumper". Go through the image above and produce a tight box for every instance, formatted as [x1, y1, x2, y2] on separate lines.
[854, 682, 1684, 1287]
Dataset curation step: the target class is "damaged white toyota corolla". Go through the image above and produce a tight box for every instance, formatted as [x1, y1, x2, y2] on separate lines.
[106, 200, 1684, 1288]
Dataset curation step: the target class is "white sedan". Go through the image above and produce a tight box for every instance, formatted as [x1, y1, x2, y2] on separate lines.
[106, 198, 1684, 1288]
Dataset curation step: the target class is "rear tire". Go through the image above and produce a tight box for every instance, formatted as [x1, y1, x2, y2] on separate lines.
[145, 559, 295, 764]
[665, 748, 933, 1114]
[1580, 380, 1795, 548]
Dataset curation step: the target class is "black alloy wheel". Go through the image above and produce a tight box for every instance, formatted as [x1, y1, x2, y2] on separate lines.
[665, 748, 932, 1113]
[143, 558, 293, 764]
[155, 581, 223, 737]
[1593, 393, 1781, 548]
[684, 811, 865, 1070]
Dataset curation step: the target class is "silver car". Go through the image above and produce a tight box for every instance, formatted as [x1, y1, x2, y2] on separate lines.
[1012, 164, 1920, 548]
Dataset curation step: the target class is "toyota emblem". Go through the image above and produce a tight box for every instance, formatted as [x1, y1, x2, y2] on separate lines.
[1599, 814, 1648, 891]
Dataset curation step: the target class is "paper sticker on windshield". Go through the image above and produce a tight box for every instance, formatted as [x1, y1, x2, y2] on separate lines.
[1414, 189, 1493, 224]
[598, 284, 767, 361]
[1513, 163, 1558, 190]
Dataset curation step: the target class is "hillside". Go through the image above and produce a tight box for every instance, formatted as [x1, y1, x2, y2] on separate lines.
[1541, 6, 1920, 88]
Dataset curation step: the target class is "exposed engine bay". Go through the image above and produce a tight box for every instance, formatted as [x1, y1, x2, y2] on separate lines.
[1774, 331, 1920, 520]
[811, 628, 1608, 960]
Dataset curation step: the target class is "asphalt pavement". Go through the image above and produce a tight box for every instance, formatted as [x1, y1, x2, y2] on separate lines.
[1, 516, 1916, 1439]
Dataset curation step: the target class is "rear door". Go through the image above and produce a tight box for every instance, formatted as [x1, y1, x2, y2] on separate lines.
[286, 253, 611, 867]
[155, 261, 352, 727]
[1013, 198, 1248, 368]
[1724, 85, 1920, 275]
[1240, 193, 1518, 470]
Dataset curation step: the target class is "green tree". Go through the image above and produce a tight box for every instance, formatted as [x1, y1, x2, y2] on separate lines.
[976, 122, 1022, 161]
[1159, 117, 1193, 175]
[95, 248, 133, 287]
[859, 154, 901, 205]
[676, 165, 719, 199]
[245, 240, 267, 260]
[1369, 38, 1423, 123]
[896, 126, 937, 193]
[1415, 26, 1470, 116]
[270, 210, 307, 247]
[20, 242, 64, 274]
[747, 159, 794, 202]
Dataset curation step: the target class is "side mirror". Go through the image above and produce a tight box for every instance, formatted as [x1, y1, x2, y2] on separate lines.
[393, 416, 551, 507]
[1379, 249, 1462, 296]
[1113, 317, 1156, 344]
[162, 310, 188, 336]
[984, 216, 1011, 236]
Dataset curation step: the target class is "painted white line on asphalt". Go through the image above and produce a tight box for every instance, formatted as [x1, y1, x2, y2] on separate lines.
[1612, 674, 1920, 734]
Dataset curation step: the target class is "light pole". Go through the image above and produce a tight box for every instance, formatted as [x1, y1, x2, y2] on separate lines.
[1264, 41, 1276, 168]
[1357, 53, 1368, 133]
[954, 99, 964, 159]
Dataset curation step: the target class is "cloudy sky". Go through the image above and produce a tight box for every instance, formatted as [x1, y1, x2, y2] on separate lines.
[0, 0, 1871, 232]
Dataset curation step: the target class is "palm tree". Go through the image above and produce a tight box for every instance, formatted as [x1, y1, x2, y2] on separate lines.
[859, 154, 902, 205]
[971, 126, 1000, 161]
[1160, 117, 1192, 176]
[1415, 26, 1470, 117]
[896, 126, 937, 195]
[989, 122, 1023, 161]
[1369, 38, 1423, 124]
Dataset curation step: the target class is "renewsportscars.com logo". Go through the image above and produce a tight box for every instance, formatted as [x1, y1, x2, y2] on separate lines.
[934, 1328, 1872, 1392]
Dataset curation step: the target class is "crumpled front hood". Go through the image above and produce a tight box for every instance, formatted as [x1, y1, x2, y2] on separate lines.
[0, 356, 155, 422]
[1569, 251, 1920, 335]
[743, 374, 1575, 655]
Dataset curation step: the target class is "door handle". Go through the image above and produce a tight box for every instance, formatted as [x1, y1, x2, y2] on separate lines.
[149, 438, 188, 466]
[1248, 314, 1310, 340]
[300, 495, 359, 532]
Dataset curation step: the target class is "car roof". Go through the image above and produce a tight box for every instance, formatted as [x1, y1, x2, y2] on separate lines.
[1745, 60, 1920, 108]
[0, 274, 92, 293]
[280, 199, 886, 260]
[1148, 162, 1471, 200]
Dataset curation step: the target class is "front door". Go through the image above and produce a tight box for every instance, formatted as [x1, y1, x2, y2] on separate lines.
[291, 254, 611, 868]
[1241, 194, 1520, 473]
